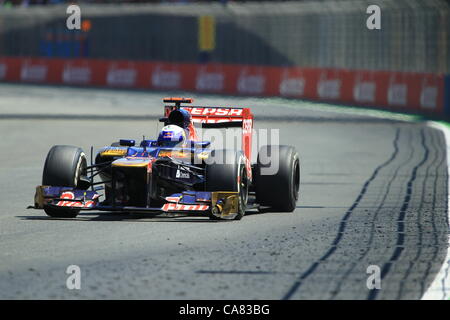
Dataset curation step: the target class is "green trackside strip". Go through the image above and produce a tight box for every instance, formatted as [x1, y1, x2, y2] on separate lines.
[261, 97, 425, 122]
[188, 91, 427, 123]
[437, 121, 450, 130]
[191, 90, 439, 123]
[281, 98, 450, 131]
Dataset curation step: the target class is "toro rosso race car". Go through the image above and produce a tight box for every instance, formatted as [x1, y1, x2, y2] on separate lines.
[33, 98, 300, 220]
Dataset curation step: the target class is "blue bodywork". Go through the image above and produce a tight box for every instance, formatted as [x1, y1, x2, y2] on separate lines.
[39, 138, 216, 215]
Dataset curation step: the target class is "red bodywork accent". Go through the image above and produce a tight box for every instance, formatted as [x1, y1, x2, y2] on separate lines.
[56, 191, 96, 208]
[162, 203, 209, 212]
[187, 122, 198, 141]
[147, 157, 157, 173]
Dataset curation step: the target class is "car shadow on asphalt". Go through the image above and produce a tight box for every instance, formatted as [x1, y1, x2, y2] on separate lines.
[17, 210, 261, 223]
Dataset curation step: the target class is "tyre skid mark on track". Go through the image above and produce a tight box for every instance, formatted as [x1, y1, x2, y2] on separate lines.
[396, 132, 431, 298]
[419, 129, 446, 295]
[282, 128, 401, 300]
[396, 128, 442, 298]
[328, 129, 414, 299]
[367, 128, 430, 300]
[421, 122, 450, 300]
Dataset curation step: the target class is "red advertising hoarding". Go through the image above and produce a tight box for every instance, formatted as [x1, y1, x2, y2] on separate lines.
[0, 57, 445, 116]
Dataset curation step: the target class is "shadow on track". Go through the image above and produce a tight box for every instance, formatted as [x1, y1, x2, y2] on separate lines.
[17, 209, 263, 223]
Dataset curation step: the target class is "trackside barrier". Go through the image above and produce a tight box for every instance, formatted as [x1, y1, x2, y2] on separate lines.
[445, 75, 450, 116]
[0, 57, 446, 118]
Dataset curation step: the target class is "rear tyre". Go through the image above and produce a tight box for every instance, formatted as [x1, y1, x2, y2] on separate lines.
[255, 145, 300, 212]
[205, 150, 248, 220]
[42, 145, 88, 218]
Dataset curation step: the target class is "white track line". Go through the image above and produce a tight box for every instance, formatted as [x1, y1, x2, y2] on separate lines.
[420, 121, 450, 300]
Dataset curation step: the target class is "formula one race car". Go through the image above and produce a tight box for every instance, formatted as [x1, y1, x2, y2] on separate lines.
[33, 98, 300, 220]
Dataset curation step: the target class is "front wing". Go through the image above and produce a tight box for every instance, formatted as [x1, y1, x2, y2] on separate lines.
[34, 186, 239, 219]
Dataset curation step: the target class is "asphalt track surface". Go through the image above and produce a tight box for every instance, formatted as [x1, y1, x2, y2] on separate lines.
[0, 83, 448, 300]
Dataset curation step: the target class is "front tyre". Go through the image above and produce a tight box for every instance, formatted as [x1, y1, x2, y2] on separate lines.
[42, 145, 88, 218]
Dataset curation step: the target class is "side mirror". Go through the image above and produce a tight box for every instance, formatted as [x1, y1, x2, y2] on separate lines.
[120, 139, 135, 147]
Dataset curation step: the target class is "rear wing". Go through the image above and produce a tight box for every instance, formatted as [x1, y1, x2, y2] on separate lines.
[164, 106, 251, 127]
[163, 98, 254, 162]
[163, 97, 253, 126]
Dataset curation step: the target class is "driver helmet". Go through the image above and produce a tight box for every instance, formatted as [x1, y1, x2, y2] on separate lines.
[157, 125, 187, 148]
